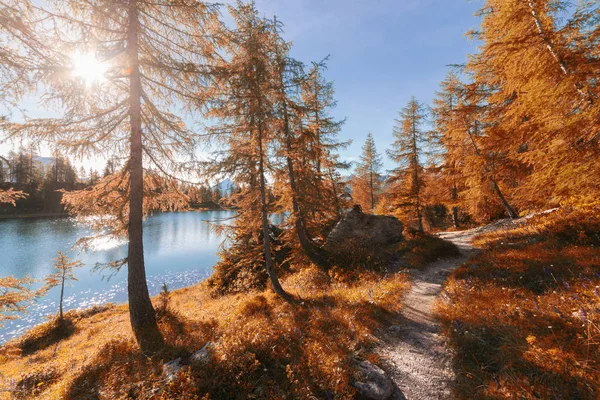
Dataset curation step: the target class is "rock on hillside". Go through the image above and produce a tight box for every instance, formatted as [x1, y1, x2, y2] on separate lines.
[325, 205, 404, 251]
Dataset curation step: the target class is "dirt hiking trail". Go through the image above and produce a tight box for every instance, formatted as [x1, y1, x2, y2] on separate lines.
[376, 219, 523, 400]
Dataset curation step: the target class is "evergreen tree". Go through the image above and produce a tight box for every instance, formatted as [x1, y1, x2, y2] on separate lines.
[465, 0, 600, 210]
[300, 59, 347, 214]
[270, 20, 335, 268]
[387, 98, 431, 231]
[3, 0, 219, 352]
[0, 276, 36, 326]
[352, 133, 383, 213]
[204, 2, 289, 300]
[432, 73, 519, 222]
[42, 252, 83, 321]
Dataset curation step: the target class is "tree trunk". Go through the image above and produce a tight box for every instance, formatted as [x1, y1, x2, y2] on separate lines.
[464, 123, 519, 219]
[451, 185, 459, 228]
[59, 273, 64, 321]
[451, 206, 459, 228]
[257, 121, 290, 301]
[285, 147, 330, 269]
[328, 168, 342, 219]
[411, 116, 423, 232]
[126, 2, 163, 353]
[369, 170, 374, 211]
[491, 179, 519, 219]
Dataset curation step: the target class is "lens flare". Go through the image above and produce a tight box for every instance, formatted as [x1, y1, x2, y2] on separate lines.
[71, 51, 108, 86]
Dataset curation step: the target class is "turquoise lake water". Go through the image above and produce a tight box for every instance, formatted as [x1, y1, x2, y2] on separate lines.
[0, 210, 234, 343]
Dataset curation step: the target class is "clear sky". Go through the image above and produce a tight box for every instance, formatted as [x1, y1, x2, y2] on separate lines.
[1, 0, 483, 174]
[252, 0, 482, 171]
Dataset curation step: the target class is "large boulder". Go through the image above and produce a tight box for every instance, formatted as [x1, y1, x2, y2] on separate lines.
[325, 205, 404, 250]
[353, 360, 394, 400]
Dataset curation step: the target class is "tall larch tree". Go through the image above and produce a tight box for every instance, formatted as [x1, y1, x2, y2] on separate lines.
[270, 20, 332, 268]
[204, 2, 290, 300]
[352, 133, 382, 213]
[431, 73, 464, 227]
[432, 73, 520, 222]
[3, 0, 219, 352]
[467, 0, 600, 210]
[387, 98, 431, 232]
[300, 59, 347, 221]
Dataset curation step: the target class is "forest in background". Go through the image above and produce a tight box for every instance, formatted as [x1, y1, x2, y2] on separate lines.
[0, 149, 232, 215]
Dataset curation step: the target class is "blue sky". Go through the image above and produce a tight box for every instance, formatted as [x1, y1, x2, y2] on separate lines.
[2, 0, 483, 174]
[252, 0, 482, 170]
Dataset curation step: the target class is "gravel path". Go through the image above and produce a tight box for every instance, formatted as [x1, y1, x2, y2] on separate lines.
[376, 220, 525, 400]
[375, 226, 496, 399]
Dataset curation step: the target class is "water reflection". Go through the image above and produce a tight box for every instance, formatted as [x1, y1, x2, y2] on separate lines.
[0, 210, 234, 343]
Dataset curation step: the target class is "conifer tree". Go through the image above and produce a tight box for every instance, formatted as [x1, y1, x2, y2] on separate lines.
[2, 0, 219, 352]
[0, 276, 35, 326]
[300, 60, 347, 214]
[204, 2, 289, 300]
[387, 98, 431, 231]
[352, 133, 382, 213]
[269, 20, 338, 268]
[466, 0, 600, 210]
[432, 73, 519, 222]
[0, 156, 25, 204]
[42, 251, 83, 321]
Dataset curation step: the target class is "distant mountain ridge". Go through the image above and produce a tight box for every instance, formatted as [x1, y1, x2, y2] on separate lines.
[211, 178, 235, 195]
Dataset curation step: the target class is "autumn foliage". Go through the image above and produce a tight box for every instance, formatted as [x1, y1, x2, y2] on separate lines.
[437, 208, 600, 399]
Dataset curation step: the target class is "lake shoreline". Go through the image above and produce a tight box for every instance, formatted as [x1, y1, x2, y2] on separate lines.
[0, 212, 70, 220]
[0, 210, 233, 344]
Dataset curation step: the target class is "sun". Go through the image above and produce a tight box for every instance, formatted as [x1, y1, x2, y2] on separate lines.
[72, 51, 108, 86]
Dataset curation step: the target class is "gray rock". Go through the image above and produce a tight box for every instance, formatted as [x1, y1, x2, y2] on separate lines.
[190, 342, 213, 366]
[162, 357, 183, 382]
[325, 205, 404, 251]
[354, 360, 394, 400]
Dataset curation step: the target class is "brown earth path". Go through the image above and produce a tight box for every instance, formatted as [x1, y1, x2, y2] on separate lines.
[376, 219, 523, 400]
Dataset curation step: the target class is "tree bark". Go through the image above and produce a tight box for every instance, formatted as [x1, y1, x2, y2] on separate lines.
[491, 179, 519, 219]
[411, 112, 424, 232]
[451, 206, 459, 228]
[126, 1, 163, 353]
[257, 121, 290, 301]
[369, 169, 374, 211]
[59, 270, 65, 320]
[451, 185, 459, 228]
[464, 121, 519, 219]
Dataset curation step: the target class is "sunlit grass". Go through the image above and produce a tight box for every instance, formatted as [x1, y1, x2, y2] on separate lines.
[437, 207, 600, 399]
[0, 266, 410, 399]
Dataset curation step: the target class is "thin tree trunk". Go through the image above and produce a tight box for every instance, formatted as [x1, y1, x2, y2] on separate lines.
[491, 179, 519, 219]
[257, 122, 290, 300]
[464, 122, 518, 219]
[451, 185, 459, 228]
[126, 2, 163, 353]
[527, 1, 589, 100]
[285, 136, 330, 268]
[451, 206, 459, 228]
[369, 170, 374, 211]
[411, 113, 424, 232]
[328, 168, 342, 219]
[59, 271, 65, 320]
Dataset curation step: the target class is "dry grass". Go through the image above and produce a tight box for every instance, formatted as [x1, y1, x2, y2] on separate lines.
[0, 266, 410, 399]
[398, 230, 460, 269]
[437, 207, 600, 399]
